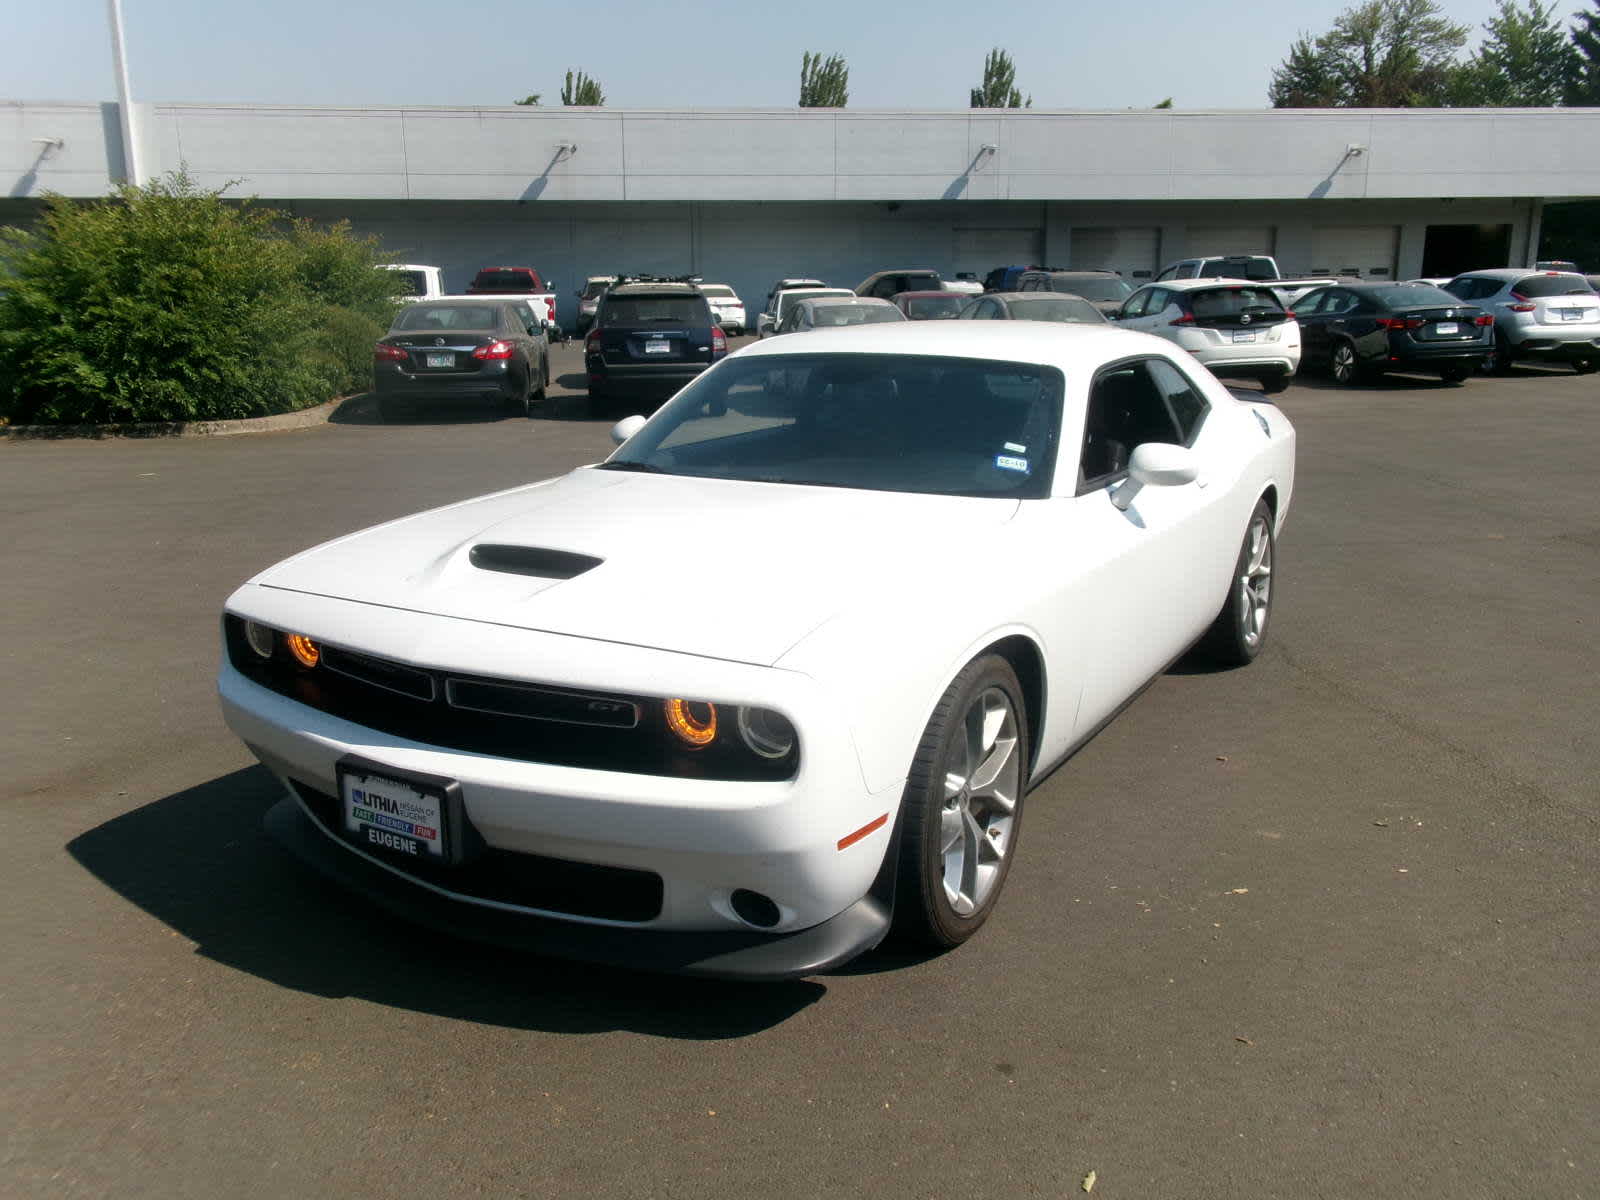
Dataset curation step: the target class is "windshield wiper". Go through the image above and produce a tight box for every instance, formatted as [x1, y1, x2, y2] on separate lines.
[594, 460, 670, 474]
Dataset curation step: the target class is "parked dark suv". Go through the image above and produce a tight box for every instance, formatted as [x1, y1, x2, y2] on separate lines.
[1294, 281, 1493, 384]
[855, 269, 946, 300]
[584, 280, 727, 411]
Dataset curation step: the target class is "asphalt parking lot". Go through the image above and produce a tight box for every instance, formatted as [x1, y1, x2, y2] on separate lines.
[4, 342, 1598, 1199]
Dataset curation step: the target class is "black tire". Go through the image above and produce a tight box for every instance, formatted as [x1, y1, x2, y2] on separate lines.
[1198, 498, 1276, 667]
[1573, 357, 1597, 375]
[525, 353, 548, 415]
[894, 654, 1030, 949]
[1484, 331, 1514, 374]
[1330, 341, 1368, 386]
[1259, 372, 1291, 395]
[1439, 364, 1472, 384]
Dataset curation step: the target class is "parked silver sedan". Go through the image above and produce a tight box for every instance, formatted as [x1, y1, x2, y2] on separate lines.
[774, 296, 908, 334]
[958, 292, 1108, 326]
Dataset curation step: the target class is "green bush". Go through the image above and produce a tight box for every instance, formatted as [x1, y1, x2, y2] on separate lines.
[0, 172, 399, 425]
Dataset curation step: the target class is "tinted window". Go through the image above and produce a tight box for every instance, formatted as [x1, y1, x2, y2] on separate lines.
[1121, 289, 1153, 318]
[1018, 274, 1044, 292]
[1375, 284, 1459, 308]
[581, 280, 613, 299]
[1187, 287, 1286, 320]
[392, 304, 500, 332]
[603, 354, 1063, 499]
[905, 296, 967, 319]
[1513, 274, 1595, 298]
[810, 304, 904, 326]
[600, 296, 709, 325]
[1047, 276, 1133, 303]
[1080, 361, 1184, 488]
[1198, 257, 1277, 281]
[473, 270, 536, 290]
[1145, 358, 1208, 443]
[1006, 297, 1106, 324]
[1294, 289, 1330, 315]
[391, 270, 429, 296]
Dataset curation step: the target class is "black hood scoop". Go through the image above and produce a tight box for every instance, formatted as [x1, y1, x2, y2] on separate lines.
[469, 544, 603, 579]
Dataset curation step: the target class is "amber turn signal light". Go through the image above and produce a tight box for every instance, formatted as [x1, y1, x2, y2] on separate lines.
[663, 698, 717, 747]
[286, 633, 320, 669]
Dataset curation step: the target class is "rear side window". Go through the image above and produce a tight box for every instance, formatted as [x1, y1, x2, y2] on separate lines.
[1145, 358, 1209, 444]
[601, 295, 709, 325]
[1513, 274, 1595, 298]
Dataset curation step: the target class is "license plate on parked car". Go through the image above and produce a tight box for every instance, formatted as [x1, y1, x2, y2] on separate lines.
[1559, 309, 1584, 321]
[1435, 322, 1458, 335]
[1232, 331, 1256, 343]
[644, 341, 672, 354]
[426, 353, 454, 368]
[339, 765, 449, 861]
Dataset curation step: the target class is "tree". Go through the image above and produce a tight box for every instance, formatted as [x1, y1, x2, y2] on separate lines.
[799, 52, 849, 107]
[1569, 0, 1600, 104]
[1269, 0, 1470, 107]
[561, 70, 605, 106]
[1152, 97, 1175, 109]
[514, 94, 541, 106]
[1453, 0, 1577, 105]
[970, 48, 1031, 108]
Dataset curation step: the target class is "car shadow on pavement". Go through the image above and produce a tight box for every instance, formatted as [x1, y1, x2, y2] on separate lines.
[66, 766, 824, 1037]
[330, 393, 520, 426]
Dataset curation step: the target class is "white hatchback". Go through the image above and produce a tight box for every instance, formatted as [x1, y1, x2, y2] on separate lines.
[1113, 279, 1301, 393]
[1441, 269, 1600, 374]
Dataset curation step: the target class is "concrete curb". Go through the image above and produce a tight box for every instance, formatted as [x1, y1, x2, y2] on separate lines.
[1, 395, 350, 440]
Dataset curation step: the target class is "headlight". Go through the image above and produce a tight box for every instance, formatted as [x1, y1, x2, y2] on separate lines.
[736, 706, 796, 759]
[285, 633, 321, 669]
[663, 698, 718, 747]
[244, 620, 276, 659]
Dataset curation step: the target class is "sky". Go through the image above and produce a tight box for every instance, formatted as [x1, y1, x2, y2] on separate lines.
[3, 0, 1542, 111]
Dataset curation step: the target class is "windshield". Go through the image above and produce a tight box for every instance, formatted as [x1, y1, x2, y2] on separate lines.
[905, 296, 967, 319]
[473, 270, 535, 290]
[392, 304, 499, 332]
[600, 296, 708, 325]
[810, 305, 905, 326]
[1513, 274, 1596, 298]
[1198, 257, 1277, 281]
[1376, 284, 1461, 308]
[581, 280, 613, 299]
[777, 289, 852, 319]
[1008, 297, 1106, 324]
[600, 353, 1062, 499]
[1053, 277, 1133, 302]
[698, 285, 735, 299]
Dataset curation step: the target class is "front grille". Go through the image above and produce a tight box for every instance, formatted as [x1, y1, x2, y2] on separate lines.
[290, 780, 663, 922]
[225, 616, 797, 781]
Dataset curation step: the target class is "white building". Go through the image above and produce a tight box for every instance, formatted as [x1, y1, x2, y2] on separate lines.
[3, 100, 1597, 324]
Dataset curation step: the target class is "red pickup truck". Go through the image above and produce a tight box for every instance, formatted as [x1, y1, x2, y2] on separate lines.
[465, 267, 559, 333]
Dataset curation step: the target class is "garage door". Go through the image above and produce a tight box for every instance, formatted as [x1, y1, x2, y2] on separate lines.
[1070, 227, 1161, 280]
[1309, 225, 1399, 279]
[1186, 226, 1276, 257]
[953, 228, 1044, 279]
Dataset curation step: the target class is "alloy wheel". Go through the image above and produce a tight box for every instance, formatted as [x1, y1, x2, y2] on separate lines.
[1332, 344, 1356, 384]
[1238, 511, 1273, 648]
[939, 687, 1021, 916]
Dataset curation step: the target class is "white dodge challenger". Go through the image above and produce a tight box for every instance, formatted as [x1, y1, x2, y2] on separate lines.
[219, 322, 1294, 979]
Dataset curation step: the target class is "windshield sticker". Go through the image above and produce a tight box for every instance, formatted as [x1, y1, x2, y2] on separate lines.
[995, 455, 1029, 473]
[1004, 442, 1027, 453]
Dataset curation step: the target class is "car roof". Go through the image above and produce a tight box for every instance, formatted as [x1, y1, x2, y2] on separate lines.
[897, 290, 968, 299]
[1450, 268, 1583, 281]
[734, 316, 1170, 366]
[1024, 269, 1120, 277]
[607, 283, 703, 297]
[696, 281, 735, 289]
[1142, 277, 1275, 291]
[780, 287, 853, 298]
[801, 296, 897, 308]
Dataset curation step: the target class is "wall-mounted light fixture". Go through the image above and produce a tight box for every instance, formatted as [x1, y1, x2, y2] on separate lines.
[32, 137, 65, 150]
[1344, 143, 1366, 158]
[555, 141, 578, 158]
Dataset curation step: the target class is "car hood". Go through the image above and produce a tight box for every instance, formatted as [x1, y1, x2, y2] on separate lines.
[254, 469, 1019, 667]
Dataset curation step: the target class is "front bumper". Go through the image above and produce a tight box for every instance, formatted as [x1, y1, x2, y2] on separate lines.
[264, 796, 892, 980]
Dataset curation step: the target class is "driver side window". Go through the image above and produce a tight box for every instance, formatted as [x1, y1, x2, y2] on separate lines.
[1078, 360, 1186, 493]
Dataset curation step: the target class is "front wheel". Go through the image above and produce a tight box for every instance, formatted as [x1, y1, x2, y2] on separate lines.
[1198, 499, 1275, 667]
[525, 353, 549, 415]
[1574, 357, 1597, 375]
[895, 655, 1030, 949]
[1483, 332, 1514, 374]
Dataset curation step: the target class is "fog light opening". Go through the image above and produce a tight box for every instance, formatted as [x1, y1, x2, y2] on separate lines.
[730, 889, 781, 929]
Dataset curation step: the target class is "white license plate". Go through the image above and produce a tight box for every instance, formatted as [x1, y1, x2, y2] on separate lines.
[1435, 322, 1459, 335]
[1560, 309, 1585, 321]
[341, 768, 447, 859]
[1232, 331, 1256, 343]
[643, 340, 672, 354]
[425, 352, 454, 368]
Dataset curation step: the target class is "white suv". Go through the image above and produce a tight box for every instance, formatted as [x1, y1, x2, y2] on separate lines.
[1441, 269, 1600, 373]
[696, 283, 747, 335]
[1113, 278, 1301, 393]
